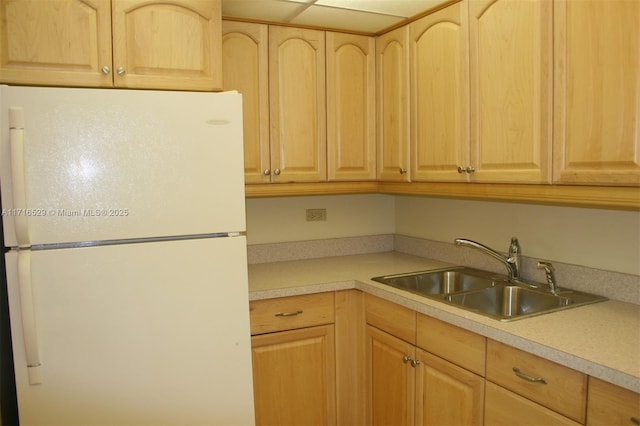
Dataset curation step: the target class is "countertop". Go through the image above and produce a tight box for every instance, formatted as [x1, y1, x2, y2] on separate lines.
[248, 251, 640, 393]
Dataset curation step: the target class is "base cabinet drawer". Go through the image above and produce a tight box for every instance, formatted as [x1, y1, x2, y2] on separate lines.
[487, 340, 587, 423]
[249, 292, 334, 334]
[485, 382, 582, 426]
[587, 377, 640, 425]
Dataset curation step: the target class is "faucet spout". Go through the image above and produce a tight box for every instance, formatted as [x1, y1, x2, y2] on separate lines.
[454, 237, 521, 280]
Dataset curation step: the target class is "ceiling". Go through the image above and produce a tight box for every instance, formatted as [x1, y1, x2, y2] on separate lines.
[221, 0, 449, 34]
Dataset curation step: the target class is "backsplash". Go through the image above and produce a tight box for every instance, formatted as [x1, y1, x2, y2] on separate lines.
[247, 234, 640, 305]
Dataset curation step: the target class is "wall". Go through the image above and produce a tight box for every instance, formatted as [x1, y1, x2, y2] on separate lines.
[245, 194, 640, 276]
[245, 194, 395, 244]
[395, 196, 640, 276]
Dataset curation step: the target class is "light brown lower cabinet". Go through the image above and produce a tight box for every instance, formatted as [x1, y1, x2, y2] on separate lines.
[250, 290, 639, 426]
[249, 293, 336, 425]
[365, 323, 484, 425]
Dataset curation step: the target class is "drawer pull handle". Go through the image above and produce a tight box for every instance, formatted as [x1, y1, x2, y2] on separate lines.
[513, 367, 547, 384]
[274, 310, 303, 317]
[631, 417, 640, 425]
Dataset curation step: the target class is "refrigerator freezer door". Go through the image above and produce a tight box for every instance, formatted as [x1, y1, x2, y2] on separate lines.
[6, 237, 255, 425]
[0, 86, 246, 247]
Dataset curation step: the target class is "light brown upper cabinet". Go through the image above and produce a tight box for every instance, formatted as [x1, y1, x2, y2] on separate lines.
[553, 0, 640, 187]
[469, 0, 552, 183]
[222, 21, 270, 184]
[269, 26, 326, 183]
[0, 0, 222, 91]
[410, 1, 470, 182]
[376, 25, 410, 182]
[326, 32, 376, 181]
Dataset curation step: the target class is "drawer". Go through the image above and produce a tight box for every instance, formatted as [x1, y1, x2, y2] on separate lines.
[587, 377, 640, 425]
[250, 292, 334, 335]
[365, 293, 415, 344]
[485, 382, 582, 426]
[486, 340, 587, 423]
[416, 314, 486, 376]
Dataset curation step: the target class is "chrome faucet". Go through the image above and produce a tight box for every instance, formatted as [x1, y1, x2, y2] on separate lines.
[454, 237, 521, 280]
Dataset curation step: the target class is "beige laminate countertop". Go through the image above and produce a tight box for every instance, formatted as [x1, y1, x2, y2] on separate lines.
[248, 251, 640, 394]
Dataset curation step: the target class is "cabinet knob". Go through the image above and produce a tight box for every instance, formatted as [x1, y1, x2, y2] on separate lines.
[457, 166, 476, 174]
[402, 355, 420, 368]
[101, 66, 111, 75]
[262, 169, 271, 176]
[399, 168, 407, 175]
[117, 67, 126, 76]
[273, 168, 281, 176]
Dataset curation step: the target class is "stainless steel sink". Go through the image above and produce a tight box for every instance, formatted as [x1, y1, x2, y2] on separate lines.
[371, 267, 607, 321]
[444, 285, 572, 321]
[372, 267, 503, 296]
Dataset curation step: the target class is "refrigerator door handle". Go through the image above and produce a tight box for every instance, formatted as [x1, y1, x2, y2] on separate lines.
[9, 107, 30, 247]
[17, 251, 43, 385]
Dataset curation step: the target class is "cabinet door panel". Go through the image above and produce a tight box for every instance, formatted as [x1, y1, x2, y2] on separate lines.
[469, 0, 552, 183]
[0, 0, 113, 87]
[251, 325, 336, 425]
[112, 0, 222, 91]
[416, 349, 484, 426]
[553, 0, 640, 186]
[269, 26, 326, 182]
[222, 21, 270, 183]
[587, 377, 640, 426]
[327, 32, 376, 181]
[366, 325, 415, 425]
[485, 382, 582, 426]
[376, 26, 410, 182]
[410, 1, 469, 182]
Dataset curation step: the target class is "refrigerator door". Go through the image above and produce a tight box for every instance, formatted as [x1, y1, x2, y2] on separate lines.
[0, 86, 245, 247]
[6, 236, 254, 425]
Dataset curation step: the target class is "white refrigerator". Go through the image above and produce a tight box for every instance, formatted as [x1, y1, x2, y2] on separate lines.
[0, 85, 255, 425]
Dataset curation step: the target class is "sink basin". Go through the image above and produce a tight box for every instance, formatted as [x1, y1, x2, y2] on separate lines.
[444, 285, 572, 321]
[372, 267, 502, 297]
[372, 267, 608, 321]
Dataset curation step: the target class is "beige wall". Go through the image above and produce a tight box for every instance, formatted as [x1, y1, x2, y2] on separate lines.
[395, 196, 640, 276]
[245, 194, 395, 244]
[245, 194, 640, 275]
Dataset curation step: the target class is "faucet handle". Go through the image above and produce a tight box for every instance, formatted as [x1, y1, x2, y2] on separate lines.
[537, 261, 558, 294]
[509, 237, 520, 256]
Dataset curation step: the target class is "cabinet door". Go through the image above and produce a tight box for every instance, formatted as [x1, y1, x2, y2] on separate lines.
[410, 1, 470, 182]
[112, 0, 222, 91]
[366, 325, 415, 425]
[326, 32, 376, 181]
[485, 382, 582, 426]
[0, 0, 113, 87]
[415, 349, 484, 426]
[222, 21, 270, 184]
[251, 325, 336, 425]
[553, 0, 640, 186]
[469, 0, 552, 183]
[376, 26, 410, 182]
[269, 26, 326, 182]
[587, 377, 640, 426]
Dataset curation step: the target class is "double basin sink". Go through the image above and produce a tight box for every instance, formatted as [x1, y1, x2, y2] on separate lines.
[372, 267, 607, 321]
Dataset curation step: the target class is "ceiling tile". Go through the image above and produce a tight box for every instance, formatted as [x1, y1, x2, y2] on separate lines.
[222, 0, 309, 22]
[314, 0, 444, 18]
[291, 5, 402, 33]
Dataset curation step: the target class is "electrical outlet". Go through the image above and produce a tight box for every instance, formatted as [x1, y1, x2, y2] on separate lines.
[306, 208, 327, 222]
